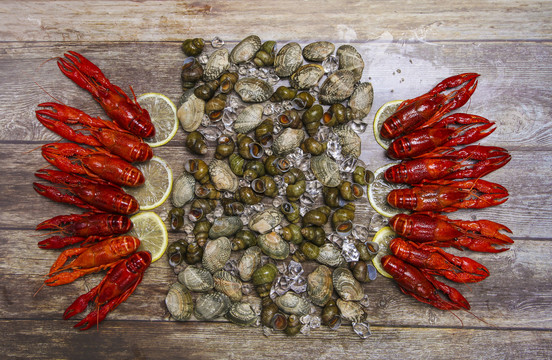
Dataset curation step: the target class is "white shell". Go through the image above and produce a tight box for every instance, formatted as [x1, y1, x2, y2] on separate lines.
[177, 93, 205, 132]
[203, 48, 230, 81]
[272, 128, 305, 156]
[202, 236, 232, 273]
[233, 104, 264, 133]
[333, 267, 364, 301]
[230, 35, 262, 64]
[209, 159, 239, 192]
[310, 154, 341, 187]
[238, 246, 262, 282]
[248, 207, 283, 234]
[274, 292, 311, 316]
[171, 172, 196, 207]
[336, 299, 366, 323]
[316, 243, 346, 267]
[274, 42, 303, 77]
[348, 82, 374, 120]
[334, 124, 361, 158]
[257, 231, 289, 260]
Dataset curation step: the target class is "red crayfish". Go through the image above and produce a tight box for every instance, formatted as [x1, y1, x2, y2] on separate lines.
[36, 102, 153, 163]
[384, 145, 511, 184]
[45, 236, 140, 286]
[36, 212, 132, 249]
[63, 251, 151, 330]
[33, 169, 139, 215]
[389, 212, 513, 253]
[381, 73, 479, 140]
[57, 51, 155, 138]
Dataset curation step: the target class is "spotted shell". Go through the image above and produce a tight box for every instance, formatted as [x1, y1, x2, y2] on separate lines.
[178, 266, 214, 292]
[177, 92, 205, 132]
[302, 41, 335, 62]
[274, 292, 311, 317]
[194, 292, 231, 321]
[202, 236, 232, 273]
[337, 45, 364, 82]
[208, 216, 243, 239]
[257, 231, 289, 260]
[238, 246, 262, 282]
[171, 172, 196, 207]
[307, 265, 334, 307]
[213, 270, 243, 302]
[289, 64, 325, 90]
[209, 159, 239, 192]
[248, 207, 283, 234]
[310, 153, 341, 187]
[165, 282, 193, 321]
[274, 42, 303, 77]
[333, 124, 361, 158]
[226, 302, 258, 326]
[318, 69, 356, 105]
[336, 299, 366, 323]
[316, 243, 346, 267]
[348, 82, 373, 120]
[272, 128, 305, 156]
[233, 104, 264, 134]
[203, 48, 230, 81]
[230, 35, 262, 64]
[332, 267, 364, 301]
[235, 77, 274, 103]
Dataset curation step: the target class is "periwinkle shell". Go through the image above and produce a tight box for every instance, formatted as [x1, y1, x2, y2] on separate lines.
[171, 172, 196, 207]
[248, 207, 283, 234]
[203, 48, 230, 81]
[230, 35, 262, 64]
[213, 270, 243, 302]
[290, 64, 325, 90]
[235, 77, 274, 103]
[238, 246, 262, 282]
[194, 292, 231, 320]
[257, 231, 289, 260]
[178, 266, 214, 292]
[165, 282, 193, 321]
[336, 45, 365, 82]
[318, 69, 356, 105]
[303, 41, 335, 62]
[209, 159, 239, 192]
[209, 216, 243, 238]
[310, 153, 341, 187]
[226, 302, 258, 326]
[333, 267, 364, 301]
[334, 124, 361, 158]
[234, 104, 264, 133]
[272, 128, 305, 156]
[177, 92, 205, 132]
[307, 265, 334, 307]
[274, 42, 303, 77]
[202, 236, 232, 273]
[274, 292, 311, 317]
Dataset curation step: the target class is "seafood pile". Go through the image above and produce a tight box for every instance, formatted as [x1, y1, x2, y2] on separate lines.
[165, 36, 376, 337]
[379, 73, 513, 310]
[33, 52, 154, 330]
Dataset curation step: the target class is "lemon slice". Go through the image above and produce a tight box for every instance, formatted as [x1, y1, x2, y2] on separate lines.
[124, 156, 173, 210]
[367, 163, 410, 218]
[372, 226, 397, 278]
[373, 100, 403, 150]
[128, 211, 168, 262]
[137, 93, 178, 147]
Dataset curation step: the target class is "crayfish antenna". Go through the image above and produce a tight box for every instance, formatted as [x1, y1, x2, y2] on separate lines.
[34, 81, 65, 105]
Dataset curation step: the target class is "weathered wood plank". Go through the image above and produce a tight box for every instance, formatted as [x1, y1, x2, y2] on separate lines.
[1, 1, 551, 42]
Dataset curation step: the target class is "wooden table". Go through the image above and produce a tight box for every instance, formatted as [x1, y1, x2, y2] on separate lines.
[1, 1, 551, 359]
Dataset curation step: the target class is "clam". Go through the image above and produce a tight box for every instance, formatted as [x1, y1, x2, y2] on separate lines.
[177, 92, 205, 132]
[208, 216, 243, 239]
[194, 292, 231, 320]
[272, 128, 305, 156]
[248, 207, 283, 234]
[226, 302, 258, 326]
[233, 104, 264, 134]
[235, 77, 273, 103]
[203, 48, 230, 81]
[202, 236, 232, 273]
[333, 267, 364, 301]
[230, 35, 262, 64]
[178, 266, 214, 292]
[209, 159, 239, 192]
[165, 282, 193, 321]
[274, 42, 303, 77]
[257, 231, 289, 260]
[290, 64, 325, 90]
[274, 292, 311, 317]
[337, 45, 364, 82]
[348, 82, 373, 120]
[237, 246, 262, 282]
[171, 172, 196, 207]
[336, 299, 366, 323]
[333, 124, 361, 158]
[303, 41, 335, 62]
[307, 265, 334, 307]
[316, 243, 346, 267]
[213, 270, 243, 302]
[318, 69, 356, 104]
[310, 154, 341, 187]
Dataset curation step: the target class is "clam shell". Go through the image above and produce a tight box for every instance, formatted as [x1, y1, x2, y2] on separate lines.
[274, 42, 303, 77]
[318, 69, 356, 105]
[235, 77, 273, 103]
[274, 292, 311, 317]
[348, 82, 373, 120]
[316, 243, 346, 267]
[202, 236, 232, 273]
[333, 267, 364, 301]
[171, 172, 196, 207]
[230, 35, 262, 64]
[165, 282, 193, 321]
[337, 45, 364, 82]
[303, 41, 335, 62]
[336, 299, 366, 323]
[203, 48, 230, 81]
[213, 270, 243, 302]
[289, 64, 325, 90]
[257, 231, 289, 260]
[194, 292, 231, 320]
[307, 265, 334, 307]
[310, 154, 341, 187]
[209, 159, 239, 192]
[226, 302, 258, 326]
[233, 104, 264, 133]
[177, 92, 205, 132]
[238, 246, 262, 282]
[248, 207, 283, 234]
[209, 216, 243, 238]
[178, 266, 214, 292]
[334, 124, 361, 158]
[272, 128, 305, 156]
